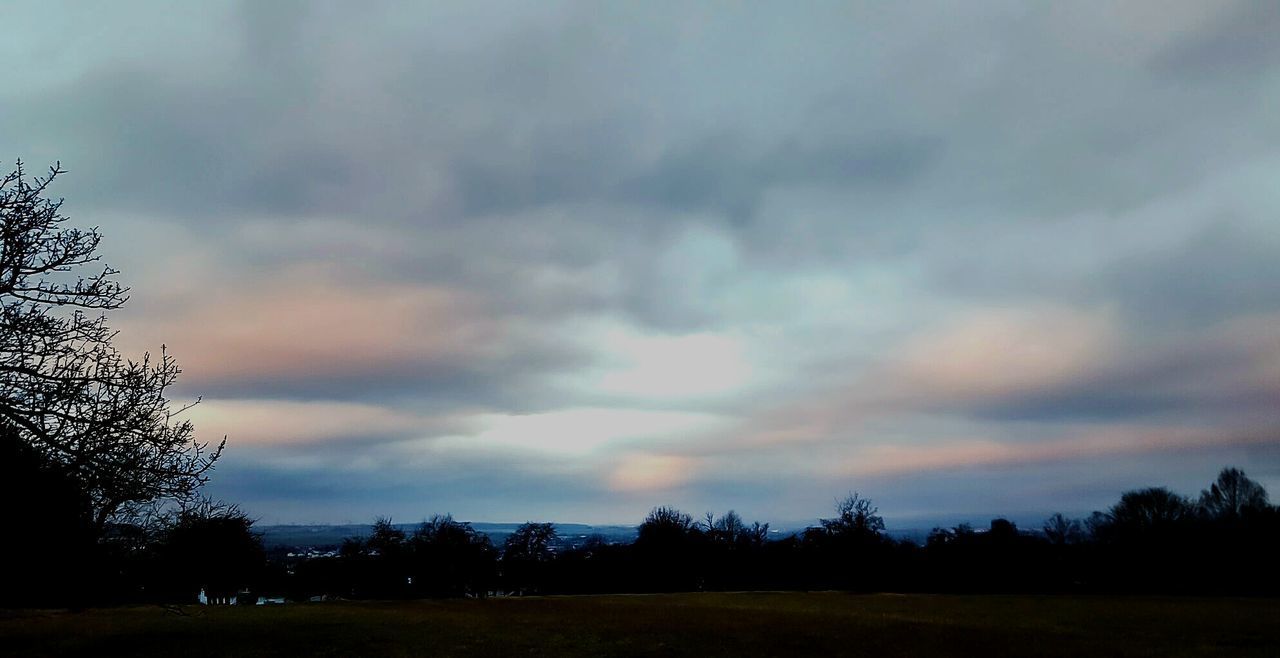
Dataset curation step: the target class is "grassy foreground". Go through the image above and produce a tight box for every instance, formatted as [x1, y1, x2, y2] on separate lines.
[2, 592, 1278, 657]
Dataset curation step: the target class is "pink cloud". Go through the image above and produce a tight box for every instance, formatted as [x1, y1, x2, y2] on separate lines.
[116, 271, 508, 389]
[681, 307, 1280, 498]
[887, 305, 1122, 403]
[185, 399, 468, 448]
[608, 453, 697, 492]
[716, 306, 1121, 448]
[832, 423, 1280, 479]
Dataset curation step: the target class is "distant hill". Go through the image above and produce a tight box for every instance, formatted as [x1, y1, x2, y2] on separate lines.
[257, 522, 640, 550]
[258, 512, 1059, 550]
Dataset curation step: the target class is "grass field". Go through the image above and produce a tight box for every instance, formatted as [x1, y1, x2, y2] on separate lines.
[3, 592, 1278, 656]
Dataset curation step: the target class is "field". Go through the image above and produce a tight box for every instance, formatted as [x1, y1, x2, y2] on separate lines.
[2, 592, 1278, 657]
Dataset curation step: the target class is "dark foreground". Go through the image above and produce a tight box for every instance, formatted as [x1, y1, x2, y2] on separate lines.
[2, 592, 1278, 657]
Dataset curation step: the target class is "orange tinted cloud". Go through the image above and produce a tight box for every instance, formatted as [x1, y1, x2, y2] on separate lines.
[832, 424, 1279, 479]
[890, 306, 1121, 402]
[185, 399, 465, 448]
[718, 306, 1120, 448]
[117, 272, 506, 389]
[608, 454, 697, 492]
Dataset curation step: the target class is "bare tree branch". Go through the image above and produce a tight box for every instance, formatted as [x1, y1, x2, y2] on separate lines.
[0, 161, 219, 531]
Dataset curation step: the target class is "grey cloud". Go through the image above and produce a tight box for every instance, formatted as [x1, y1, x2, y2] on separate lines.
[1105, 221, 1280, 330]
[937, 314, 1276, 424]
[207, 445, 619, 524]
[6, 69, 355, 217]
[3, 1, 1279, 521]
[617, 133, 941, 221]
[186, 347, 588, 414]
[1150, 2, 1280, 80]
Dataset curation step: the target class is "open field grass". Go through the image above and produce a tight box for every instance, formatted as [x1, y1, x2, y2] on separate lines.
[3, 592, 1278, 657]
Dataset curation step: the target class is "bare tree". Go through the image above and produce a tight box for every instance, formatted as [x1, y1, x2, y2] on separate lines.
[500, 522, 558, 595]
[637, 506, 698, 547]
[367, 517, 407, 557]
[503, 522, 558, 563]
[1199, 467, 1270, 520]
[704, 510, 769, 548]
[0, 161, 221, 530]
[1091, 487, 1191, 543]
[821, 492, 885, 540]
[1042, 513, 1085, 545]
[155, 498, 264, 602]
[410, 514, 497, 598]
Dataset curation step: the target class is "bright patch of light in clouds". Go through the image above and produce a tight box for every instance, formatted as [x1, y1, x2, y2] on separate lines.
[609, 453, 696, 492]
[435, 407, 731, 457]
[893, 306, 1121, 400]
[579, 323, 754, 401]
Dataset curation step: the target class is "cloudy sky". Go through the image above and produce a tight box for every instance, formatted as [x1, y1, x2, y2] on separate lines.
[3, 1, 1278, 525]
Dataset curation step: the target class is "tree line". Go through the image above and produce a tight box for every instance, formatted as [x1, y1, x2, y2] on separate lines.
[262, 467, 1276, 602]
[1, 162, 1277, 606]
[9, 458, 1277, 607]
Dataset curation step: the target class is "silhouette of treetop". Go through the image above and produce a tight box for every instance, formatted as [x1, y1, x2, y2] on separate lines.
[0, 160, 221, 529]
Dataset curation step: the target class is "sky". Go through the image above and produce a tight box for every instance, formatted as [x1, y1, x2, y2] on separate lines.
[2, 1, 1278, 526]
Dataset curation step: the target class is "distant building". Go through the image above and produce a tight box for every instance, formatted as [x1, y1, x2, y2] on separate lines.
[197, 587, 247, 605]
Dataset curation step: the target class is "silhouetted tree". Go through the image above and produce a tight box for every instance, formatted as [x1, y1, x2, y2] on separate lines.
[1097, 487, 1191, 540]
[339, 536, 366, 559]
[503, 522, 557, 562]
[0, 161, 221, 531]
[502, 522, 558, 594]
[820, 492, 885, 540]
[704, 511, 769, 549]
[1190, 468, 1278, 594]
[696, 511, 772, 590]
[412, 514, 481, 549]
[635, 506, 703, 591]
[637, 506, 698, 547]
[988, 518, 1018, 540]
[1199, 467, 1269, 521]
[799, 493, 891, 590]
[409, 514, 496, 597]
[1084, 511, 1110, 540]
[329, 517, 414, 598]
[0, 424, 97, 605]
[270, 466, 1280, 599]
[367, 516, 407, 557]
[1088, 487, 1195, 592]
[1042, 513, 1086, 545]
[153, 499, 264, 603]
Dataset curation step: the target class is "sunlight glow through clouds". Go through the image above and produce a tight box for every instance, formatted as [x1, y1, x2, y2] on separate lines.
[608, 453, 696, 492]
[893, 306, 1120, 400]
[593, 331, 753, 399]
[564, 319, 756, 401]
[433, 407, 731, 457]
